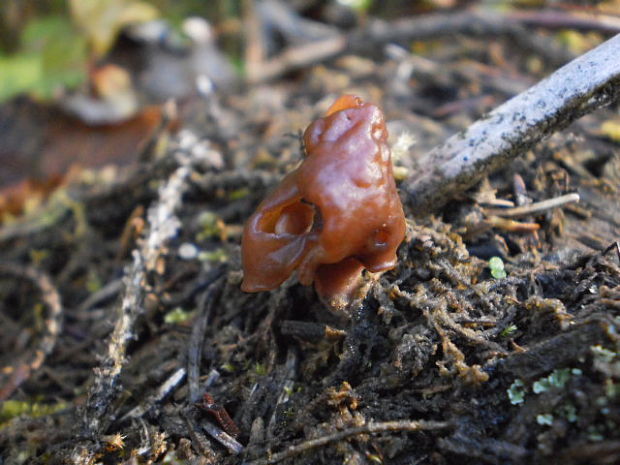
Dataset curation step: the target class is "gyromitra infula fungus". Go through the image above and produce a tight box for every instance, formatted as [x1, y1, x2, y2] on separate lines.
[241, 95, 406, 307]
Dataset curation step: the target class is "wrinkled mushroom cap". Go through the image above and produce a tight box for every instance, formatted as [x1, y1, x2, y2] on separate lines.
[241, 95, 406, 307]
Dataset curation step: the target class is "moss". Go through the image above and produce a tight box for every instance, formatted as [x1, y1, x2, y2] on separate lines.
[0, 399, 67, 425]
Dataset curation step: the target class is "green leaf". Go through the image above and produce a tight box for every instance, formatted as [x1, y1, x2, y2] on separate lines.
[500, 324, 517, 337]
[0, 53, 42, 101]
[337, 0, 373, 12]
[0, 15, 87, 102]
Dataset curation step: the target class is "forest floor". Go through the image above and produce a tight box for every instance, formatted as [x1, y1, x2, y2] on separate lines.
[1, 9, 620, 465]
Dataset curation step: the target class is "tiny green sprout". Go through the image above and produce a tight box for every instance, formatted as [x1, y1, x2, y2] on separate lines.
[488, 256, 507, 279]
[508, 379, 526, 404]
[164, 307, 194, 324]
[591, 345, 617, 364]
[86, 270, 102, 293]
[337, 0, 373, 13]
[229, 187, 250, 201]
[254, 363, 267, 376]
[198, 248, 228, 263]
[283, 385, 294, 397]
[500, 325, 517, 337]
[536, 413, 554, 426]
[221, 362, 236, 373]
[197, 211, 223, 241]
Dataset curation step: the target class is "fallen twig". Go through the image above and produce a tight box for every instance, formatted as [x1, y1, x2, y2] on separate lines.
[485, 216, 541, 233]
[74, 278, 123, 314]
[120, 367, 187, 422]
[603, 241, 620, 262]
[245, 420, 451, 465]
[508, 10, 620, 35]
[77, 130, 207, 453]
[402, 34, 620, 214]
[181, 411, 218, 459]
[248, 10, 573, 83]
[0, 263, 63, 400]
[484, 193, 580, 218]
[200, 419, 244, 455]
[265, 350, 298, 440]
[187, 272, 225, 403]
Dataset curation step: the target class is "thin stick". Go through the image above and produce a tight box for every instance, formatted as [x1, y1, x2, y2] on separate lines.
[200, 419, 244, 455]
[0, 263, 63, 400]
[508, 10, 620, 35]
[82, 136, 203, 439]
[484, 193, 580, 218]
[486, 216, 541, 233]
[75, 278, 122, 313]
[246, 420, 451, 465]
[602, 241, 620, 262]
[120, 367, 187, 422]
[401, 34, 620, 214]
[248, 10, 571, 83]
[187, 271, 225, 403]
[181, 411, 217, 458]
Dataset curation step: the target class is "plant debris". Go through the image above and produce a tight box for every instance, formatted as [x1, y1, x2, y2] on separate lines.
[1, 3, 620, 465]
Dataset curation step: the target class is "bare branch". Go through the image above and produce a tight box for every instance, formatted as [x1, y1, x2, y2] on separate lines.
[80, 131, 207, 441]
[401, 34, 620, 214]
[249, 10, 572, 83]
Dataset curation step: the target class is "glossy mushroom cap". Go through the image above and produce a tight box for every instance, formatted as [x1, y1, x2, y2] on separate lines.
[241, 95, 406, 307]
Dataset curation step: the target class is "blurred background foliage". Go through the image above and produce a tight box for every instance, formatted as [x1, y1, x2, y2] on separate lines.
[0, 0, 618, 103]
[0, 0, 246, 102]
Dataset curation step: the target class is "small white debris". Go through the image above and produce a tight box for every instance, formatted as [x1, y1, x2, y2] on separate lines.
[179, 243, 200, 260]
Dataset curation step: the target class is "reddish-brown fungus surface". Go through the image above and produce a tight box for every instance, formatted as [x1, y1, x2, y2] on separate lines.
[241, 95, 406, 306]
